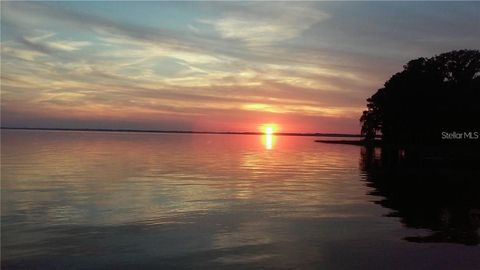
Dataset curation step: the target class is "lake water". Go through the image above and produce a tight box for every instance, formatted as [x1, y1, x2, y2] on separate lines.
[2, 130, 479, 269]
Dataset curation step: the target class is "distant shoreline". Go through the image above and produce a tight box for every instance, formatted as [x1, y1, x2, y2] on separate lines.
[315, 139, 366, 146]
[315, 139, 382, 146]
[0, 127, 362, 138]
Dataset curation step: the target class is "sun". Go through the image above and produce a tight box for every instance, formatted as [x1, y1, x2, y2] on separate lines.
[265, 126, 274, 135]
[260, 123, 278, 135]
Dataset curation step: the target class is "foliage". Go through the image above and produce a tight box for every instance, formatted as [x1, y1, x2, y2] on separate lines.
[360, 50, 480, 144]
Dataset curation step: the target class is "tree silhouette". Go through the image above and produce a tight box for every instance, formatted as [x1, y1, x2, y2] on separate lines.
[361, 50, 480, 145]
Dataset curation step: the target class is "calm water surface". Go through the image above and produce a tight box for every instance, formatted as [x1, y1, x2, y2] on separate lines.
[2, 130, 479, 269]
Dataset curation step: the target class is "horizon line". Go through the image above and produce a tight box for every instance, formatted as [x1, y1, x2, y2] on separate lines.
[0, 127, 363, 138]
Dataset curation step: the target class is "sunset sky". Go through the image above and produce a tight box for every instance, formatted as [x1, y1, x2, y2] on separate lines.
[2, 1, 479, 133]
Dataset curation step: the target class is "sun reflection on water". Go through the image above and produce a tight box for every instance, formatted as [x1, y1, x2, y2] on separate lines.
[262, 134, 275, 150]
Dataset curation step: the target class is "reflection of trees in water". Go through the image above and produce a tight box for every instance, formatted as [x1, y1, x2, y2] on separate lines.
[360, 146, 480, 245]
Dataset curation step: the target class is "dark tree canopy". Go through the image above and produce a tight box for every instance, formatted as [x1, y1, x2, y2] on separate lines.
[361, 49, 480, 145]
